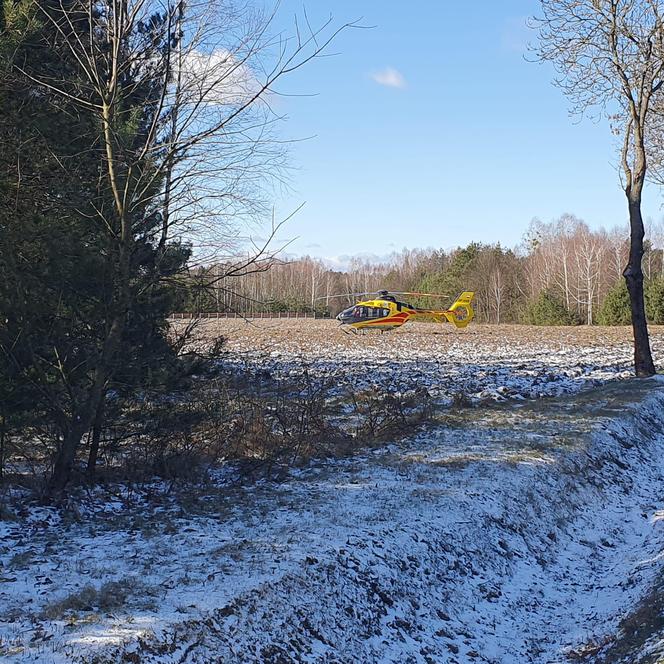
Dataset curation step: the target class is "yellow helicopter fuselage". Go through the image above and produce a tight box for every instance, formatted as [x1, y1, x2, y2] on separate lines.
[337, 292, 475, 331]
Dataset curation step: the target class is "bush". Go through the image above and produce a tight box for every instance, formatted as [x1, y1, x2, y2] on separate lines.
[42, 579, 143, 618]
[646, 277, 664, 324]
[598, 280, 631, 325]
[526, 291, 577, 326]
[597, 277, 664, 325]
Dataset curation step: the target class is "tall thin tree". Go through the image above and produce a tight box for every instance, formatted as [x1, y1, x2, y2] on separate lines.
[534, 0, 663, 375]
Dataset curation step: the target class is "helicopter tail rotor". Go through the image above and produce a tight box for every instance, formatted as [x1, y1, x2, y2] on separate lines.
[444, 291, 475, 328]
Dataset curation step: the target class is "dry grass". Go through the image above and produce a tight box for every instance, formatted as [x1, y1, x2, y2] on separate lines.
[42, 578, 158, 619]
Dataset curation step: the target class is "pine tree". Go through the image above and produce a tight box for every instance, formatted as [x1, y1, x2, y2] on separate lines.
[0, 0, 190, 491]
[526, 291, 577, 326]
[597, 281, 632, 325]
[645, 278, 664, 325]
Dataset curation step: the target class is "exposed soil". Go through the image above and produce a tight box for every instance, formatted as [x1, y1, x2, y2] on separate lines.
[177, 320, 664, 357]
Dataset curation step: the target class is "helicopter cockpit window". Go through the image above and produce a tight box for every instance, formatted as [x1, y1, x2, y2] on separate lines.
[344, 306, 388, 319]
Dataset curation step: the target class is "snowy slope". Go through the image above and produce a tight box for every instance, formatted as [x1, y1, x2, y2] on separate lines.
[2, 379, 664, 663]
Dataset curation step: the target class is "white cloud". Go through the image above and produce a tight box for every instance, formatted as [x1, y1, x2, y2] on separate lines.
[371, 67, 406, 89]
[181, 48, 259, 106]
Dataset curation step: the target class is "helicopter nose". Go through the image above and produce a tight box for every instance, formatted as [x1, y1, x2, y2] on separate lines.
[337, 307, 353, 323]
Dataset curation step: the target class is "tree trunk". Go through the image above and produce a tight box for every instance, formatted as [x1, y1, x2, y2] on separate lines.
[49, 310, 126, 494]
[0, 414, 5, 481]
[87, 393, 105, 475]
[625, 194, 656, 376]
[563, 254, 570, 310]
[49, 416, 92, 494]
[48, 91, 134, 495]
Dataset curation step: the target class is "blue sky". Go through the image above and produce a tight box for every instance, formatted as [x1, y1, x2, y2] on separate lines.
[261, 1, 662, 265]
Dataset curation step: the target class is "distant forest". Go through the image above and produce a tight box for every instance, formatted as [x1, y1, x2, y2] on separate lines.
[178, 214, 664, 325]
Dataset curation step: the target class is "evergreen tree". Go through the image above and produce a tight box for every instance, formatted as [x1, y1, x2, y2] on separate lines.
[1, 0, 348, 492]
[645, 278, 664, 325]
[416, 243, 481, 304]
[526, 291, 577, 326]
[0, 0, 189, 491]
[598, 280, 632, 325]
[0, 0, 105, 453]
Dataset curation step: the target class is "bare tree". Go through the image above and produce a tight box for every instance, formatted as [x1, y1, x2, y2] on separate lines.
[554, 213, 584, 311]
[607, 224, 630, 281]
[20, 0, 356, 492]
[533, 0, 662, 374]
[488, 268, 505, 324]
[573, 226, 603, 324]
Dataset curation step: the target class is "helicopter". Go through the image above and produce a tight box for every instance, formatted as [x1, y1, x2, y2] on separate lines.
[321, 290, 475, 332]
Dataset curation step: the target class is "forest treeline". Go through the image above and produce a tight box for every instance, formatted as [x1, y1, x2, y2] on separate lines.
[180, 214, 664, 326]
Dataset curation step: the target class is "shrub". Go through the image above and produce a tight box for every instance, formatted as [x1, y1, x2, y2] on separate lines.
[598, 277, 664, 325]
[526, 291, 577, 326]
[42, 579, 146, 618]
[646, 277, 664, 324]
[598, 280, 631, 325]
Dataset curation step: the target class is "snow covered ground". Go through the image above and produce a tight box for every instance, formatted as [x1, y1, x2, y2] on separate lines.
[2, 324, 664, 663]
[206, 321, 664, 403]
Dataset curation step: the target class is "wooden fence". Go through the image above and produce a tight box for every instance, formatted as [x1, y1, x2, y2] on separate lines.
[169, 311, 328, 320]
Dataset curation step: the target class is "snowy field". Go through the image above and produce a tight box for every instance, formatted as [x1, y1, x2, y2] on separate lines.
[2, 322, 664, 663]
[198, 320, 664, 403]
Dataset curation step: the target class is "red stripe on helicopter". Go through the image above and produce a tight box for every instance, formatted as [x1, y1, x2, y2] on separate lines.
[360, 313, 409, 325]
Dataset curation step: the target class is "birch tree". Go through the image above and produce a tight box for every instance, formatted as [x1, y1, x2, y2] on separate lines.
[573, 226, 603, 324]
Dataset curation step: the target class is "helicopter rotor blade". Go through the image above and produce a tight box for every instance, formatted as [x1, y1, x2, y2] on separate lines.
[315, 290, 453, 302]
[388, 291, 452, 298]
[314, 292, 378, 301]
